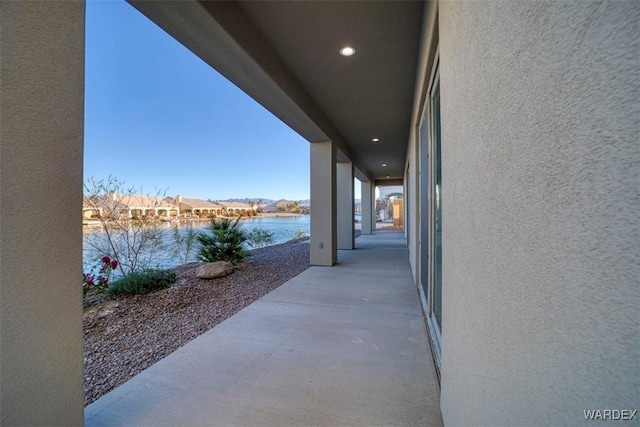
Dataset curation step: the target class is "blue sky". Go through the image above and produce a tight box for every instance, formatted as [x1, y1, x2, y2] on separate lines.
[84, 0, 311, 201]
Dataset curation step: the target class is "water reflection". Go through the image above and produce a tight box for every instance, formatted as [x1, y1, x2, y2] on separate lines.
[83, 215, 310, 272]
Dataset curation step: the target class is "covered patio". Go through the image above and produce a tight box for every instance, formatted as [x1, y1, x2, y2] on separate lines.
[85, 231, 442, 426]
[3, 1, 635, 424]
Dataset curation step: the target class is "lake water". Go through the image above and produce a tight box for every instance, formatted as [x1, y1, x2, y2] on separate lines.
[83, 215, 310, 273]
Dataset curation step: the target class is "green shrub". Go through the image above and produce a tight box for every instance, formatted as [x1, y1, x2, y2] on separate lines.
[247, 228, 275, 248]
[196, 217, 249, 264]
[106, 269, 176, 296]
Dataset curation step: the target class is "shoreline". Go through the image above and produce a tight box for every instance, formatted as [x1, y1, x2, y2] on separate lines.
[82, 212, 306, 226]
[252, 212, 304, 218]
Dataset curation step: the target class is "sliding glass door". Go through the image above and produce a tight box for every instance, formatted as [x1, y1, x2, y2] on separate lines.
[419, 63, 443, 368]
[431, 76, 442, 331]
[419, 105, 430, 304]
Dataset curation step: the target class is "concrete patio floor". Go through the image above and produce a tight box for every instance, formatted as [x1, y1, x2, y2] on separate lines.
[85, 231, 442, 426]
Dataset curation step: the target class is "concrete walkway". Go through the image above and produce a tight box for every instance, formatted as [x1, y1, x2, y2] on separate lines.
[85, 231, 442, 426]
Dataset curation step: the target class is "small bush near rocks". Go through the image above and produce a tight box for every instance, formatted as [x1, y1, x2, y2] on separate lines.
[197, 217, 249, 264]
[106, 269, 176, 296]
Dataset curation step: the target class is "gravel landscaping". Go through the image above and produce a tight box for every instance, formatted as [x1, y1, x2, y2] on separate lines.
[83, 239, 310, 406]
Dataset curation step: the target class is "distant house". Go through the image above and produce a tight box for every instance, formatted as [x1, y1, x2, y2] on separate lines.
[82, 193, 179, 219]
[217, 201, 253, 216]
[299, 200, 311, 214]
[260, 203, 277, 213]
[167, 195, 223, 218]
[82, 196, 103, 219]
[262, 199, 287, 213]
[263, 199, 305, 213]
[354, 200, 361, 214]
[110, 194, 180, 218]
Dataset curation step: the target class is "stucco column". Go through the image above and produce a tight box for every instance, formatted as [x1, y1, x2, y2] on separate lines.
[310, 141, 337, 266]
[0, 2, 85, 424]
[337, 162, 354, 249]
[360, 180, 374, 235]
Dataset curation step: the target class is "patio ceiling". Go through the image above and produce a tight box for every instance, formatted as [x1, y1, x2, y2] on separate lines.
[129, 1, 425, 182]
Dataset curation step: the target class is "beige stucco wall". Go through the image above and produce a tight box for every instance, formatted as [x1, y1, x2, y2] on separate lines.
[438, 1, 639, 424]
[0, 2, 85, 424]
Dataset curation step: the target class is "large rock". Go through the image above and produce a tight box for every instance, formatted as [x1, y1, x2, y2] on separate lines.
[196, 261, 234, 279]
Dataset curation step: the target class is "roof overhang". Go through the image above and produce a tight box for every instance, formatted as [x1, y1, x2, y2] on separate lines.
[128, 0, 425, 184]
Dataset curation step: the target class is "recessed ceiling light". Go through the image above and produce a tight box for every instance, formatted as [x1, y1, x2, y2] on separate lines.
[339, 46, 356, 56]
[382, 163, 387, 167]
[386, 175, 390, 178]
[372, 138, 379, 142]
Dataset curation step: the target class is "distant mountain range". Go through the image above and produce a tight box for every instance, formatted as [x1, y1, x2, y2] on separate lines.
[209, 198, 311, 205]
[209, 198, 362, 205]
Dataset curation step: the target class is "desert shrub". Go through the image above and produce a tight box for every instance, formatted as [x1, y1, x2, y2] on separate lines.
[106, 269, 176, 296]
[292, 229, 308, 239]
[196, 217, 249, 264]
[83, 177, 170, 275]
[170, 226, 197, 264]
[247, 228, 274, 248]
